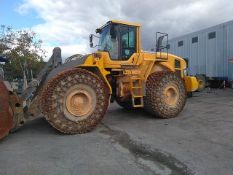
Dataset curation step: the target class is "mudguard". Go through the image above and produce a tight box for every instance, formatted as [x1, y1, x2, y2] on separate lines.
[27, 55, 89, 118]
[45, 55, 89, 83]
[0, 80, 13, 140]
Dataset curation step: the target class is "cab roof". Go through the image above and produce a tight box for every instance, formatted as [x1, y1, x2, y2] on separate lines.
[98, 20, 141, 31]
[110, 20, 141, 27]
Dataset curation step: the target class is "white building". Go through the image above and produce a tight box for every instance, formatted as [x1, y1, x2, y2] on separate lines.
[168, 20, 233, 81]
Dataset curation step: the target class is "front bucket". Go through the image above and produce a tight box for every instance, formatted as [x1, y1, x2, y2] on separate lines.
[0, 80, 13, 140]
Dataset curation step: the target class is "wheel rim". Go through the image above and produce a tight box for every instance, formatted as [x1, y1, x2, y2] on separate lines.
[64, 84, 96, 122]
[164, 85, 179, 106]
[66, 90, 92, 117]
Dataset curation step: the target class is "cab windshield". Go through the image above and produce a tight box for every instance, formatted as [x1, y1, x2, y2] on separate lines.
[96, 23, 136, 60]
[98, 25, 119, 59]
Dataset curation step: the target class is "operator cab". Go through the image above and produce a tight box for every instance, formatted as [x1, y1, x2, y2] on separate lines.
[90, 21, 141, 61]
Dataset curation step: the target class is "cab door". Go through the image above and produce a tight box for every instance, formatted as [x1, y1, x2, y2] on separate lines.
[119, 25, 137, 61]
[104, 24, 139, 68]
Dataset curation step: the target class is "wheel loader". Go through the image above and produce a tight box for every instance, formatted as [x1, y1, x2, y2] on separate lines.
[0, 20, 198, 139]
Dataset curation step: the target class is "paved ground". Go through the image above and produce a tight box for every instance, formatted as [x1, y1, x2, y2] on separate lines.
[0, 89, 233, 175]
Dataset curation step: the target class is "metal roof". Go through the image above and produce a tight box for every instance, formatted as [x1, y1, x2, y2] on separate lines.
[98, 20, 141, 31]
[110, 20, 141, 27]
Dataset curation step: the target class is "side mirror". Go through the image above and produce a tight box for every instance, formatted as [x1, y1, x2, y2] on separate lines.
[96, 28, 102, 34]
[89, 34, 94, 48]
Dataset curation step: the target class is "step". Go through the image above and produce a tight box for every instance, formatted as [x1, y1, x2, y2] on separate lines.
[132, 97, 144, 108]
[131, 95, 143, 98]
[132, 86, 142, 89]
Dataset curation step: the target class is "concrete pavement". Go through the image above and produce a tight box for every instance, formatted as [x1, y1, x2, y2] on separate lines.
[0, 89, 233, 175]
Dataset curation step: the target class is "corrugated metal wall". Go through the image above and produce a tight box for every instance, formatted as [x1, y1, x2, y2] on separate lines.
[168, 20, 233, 80]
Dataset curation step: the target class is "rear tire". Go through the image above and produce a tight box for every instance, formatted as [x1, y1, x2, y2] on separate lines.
[41, 68, 110, 134]
[144, 71, 186, 118]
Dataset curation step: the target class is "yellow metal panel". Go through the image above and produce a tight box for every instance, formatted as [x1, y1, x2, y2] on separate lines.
[110, 20, 141, 27]
[78, 54, 112, 94]
[184, 76, 199, 92]
[80, 51, 190, 94]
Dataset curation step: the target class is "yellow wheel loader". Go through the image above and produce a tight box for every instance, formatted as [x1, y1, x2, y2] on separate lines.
[0, 20, 198, 138]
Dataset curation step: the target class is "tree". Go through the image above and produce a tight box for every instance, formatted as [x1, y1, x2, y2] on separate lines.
[0, 25, 46, 81]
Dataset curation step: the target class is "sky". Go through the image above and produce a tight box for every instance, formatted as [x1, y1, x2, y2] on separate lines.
[0, 0, 233, 60]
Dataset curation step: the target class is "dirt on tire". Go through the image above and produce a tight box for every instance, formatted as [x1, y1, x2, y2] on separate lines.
[144, 71, 186, 118]
[41, 68, 110, 134]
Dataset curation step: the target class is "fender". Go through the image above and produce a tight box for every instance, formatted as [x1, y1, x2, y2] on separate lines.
[79, 54, 112, 94]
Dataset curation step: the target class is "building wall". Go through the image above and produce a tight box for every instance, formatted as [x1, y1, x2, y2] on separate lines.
[168, 20, 233, 80]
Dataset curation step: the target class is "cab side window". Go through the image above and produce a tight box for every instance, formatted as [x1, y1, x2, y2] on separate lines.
[120, 26, 136, 60]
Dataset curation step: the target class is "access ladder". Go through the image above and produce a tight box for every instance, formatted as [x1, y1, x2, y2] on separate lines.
[129, 77, 144, 107]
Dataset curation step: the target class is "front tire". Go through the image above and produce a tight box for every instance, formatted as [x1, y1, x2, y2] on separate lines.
[144, 71, 186, 118]
[41, 68, 110, 134]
